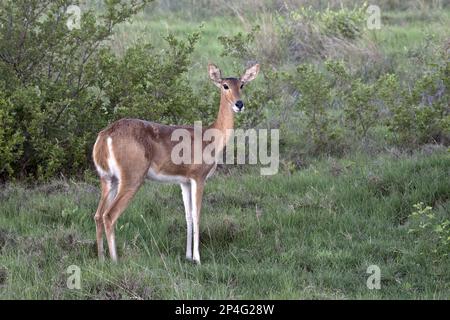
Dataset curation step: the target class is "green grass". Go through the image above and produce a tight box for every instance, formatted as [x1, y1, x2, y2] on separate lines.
[1, 151, 449, 299]
[108, 7, 450, 89]
[374, 10, 450, 58]
[368, 9, 450, 80]
[110, 12, 246, 89]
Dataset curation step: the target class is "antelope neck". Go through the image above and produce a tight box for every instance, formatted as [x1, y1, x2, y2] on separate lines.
[209, 94, 235, 149]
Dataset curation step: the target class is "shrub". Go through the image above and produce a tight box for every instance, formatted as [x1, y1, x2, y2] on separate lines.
[320, 6, 366, 40]
[0, 89, 24, 178]
[278, 5, 371, 64]
[326, 60, 388, 140]
[218, 26, 260, 62]
[327, 54, 449, 147]
[384, 50, 449, 146]
[286, 63, 345, 155]
[407, 202, 450, 261]
[95, 32, 202, 125]
[0, 0, 203, 180]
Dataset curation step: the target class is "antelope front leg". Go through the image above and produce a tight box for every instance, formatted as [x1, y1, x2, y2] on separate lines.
[190, 179, 204, 264]
[180, 182, 193, 261]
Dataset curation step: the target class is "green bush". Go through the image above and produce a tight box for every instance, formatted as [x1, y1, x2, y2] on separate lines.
[0, 89, 24, 178]
[95, 32, 202, 124]
[327, 61, 394, 140]
[384, 51, 449, 146]
[278, 5, 369, 64]
[218, 26, 260, 62]
[320, 6, 366, 40]
[407, 202, 450, 261]
[326, 54, 449, 147]
[0, 0, 204, 181]
[287, 63, 346, 155]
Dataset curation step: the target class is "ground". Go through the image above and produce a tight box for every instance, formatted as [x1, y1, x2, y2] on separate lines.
[1, 149, 448, 299]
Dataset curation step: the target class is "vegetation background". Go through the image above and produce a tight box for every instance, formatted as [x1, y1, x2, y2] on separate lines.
[0, 0, 449, 299]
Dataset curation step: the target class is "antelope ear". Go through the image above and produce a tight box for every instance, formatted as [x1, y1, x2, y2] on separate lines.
[240, 64, 260, 83]
[208, 63, 222, 88]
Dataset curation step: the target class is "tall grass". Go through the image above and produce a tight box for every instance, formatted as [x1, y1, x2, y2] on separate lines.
[149, 0, 449, 18]
[1, 150, 449, 299]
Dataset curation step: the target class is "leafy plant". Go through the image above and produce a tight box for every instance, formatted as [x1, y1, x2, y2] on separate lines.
[407, 202, 450, 261]
[96, 32, 202, 124]
[287, 63, 345, 155]
[218, 25, 260, 62]
[320, 6, 366, 40]
[0, 0, 206, 180]
[0, 88, 24, 178]
[385, 51, 449, 146]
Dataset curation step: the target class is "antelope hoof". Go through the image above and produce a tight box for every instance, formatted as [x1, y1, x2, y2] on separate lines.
[186, 256, 201, 265]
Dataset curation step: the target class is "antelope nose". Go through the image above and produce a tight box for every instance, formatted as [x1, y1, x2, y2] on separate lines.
[235, 100, 244, 110]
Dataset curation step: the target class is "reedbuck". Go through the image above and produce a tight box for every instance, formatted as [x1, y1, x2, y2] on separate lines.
[92, 63, 260, 264]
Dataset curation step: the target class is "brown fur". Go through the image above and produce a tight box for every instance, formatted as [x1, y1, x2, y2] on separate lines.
[92, 63, 260, 263]
[92, 135, 109, 175]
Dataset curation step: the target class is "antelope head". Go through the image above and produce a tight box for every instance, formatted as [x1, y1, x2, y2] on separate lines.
[208, 63, 260, 113]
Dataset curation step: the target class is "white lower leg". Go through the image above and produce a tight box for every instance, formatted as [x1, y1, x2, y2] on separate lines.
[110, 237, 117, 262]
[181, 183, 192, 260]
[95, 219, 104, 259]
[109, 229, 117, 262]
[95, 180, 113, 261]
[190, 179, 201, 264]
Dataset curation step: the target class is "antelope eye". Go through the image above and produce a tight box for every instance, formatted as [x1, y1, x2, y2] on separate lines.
[240, 83, 244, 89]
[223, 84, 229, 90]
